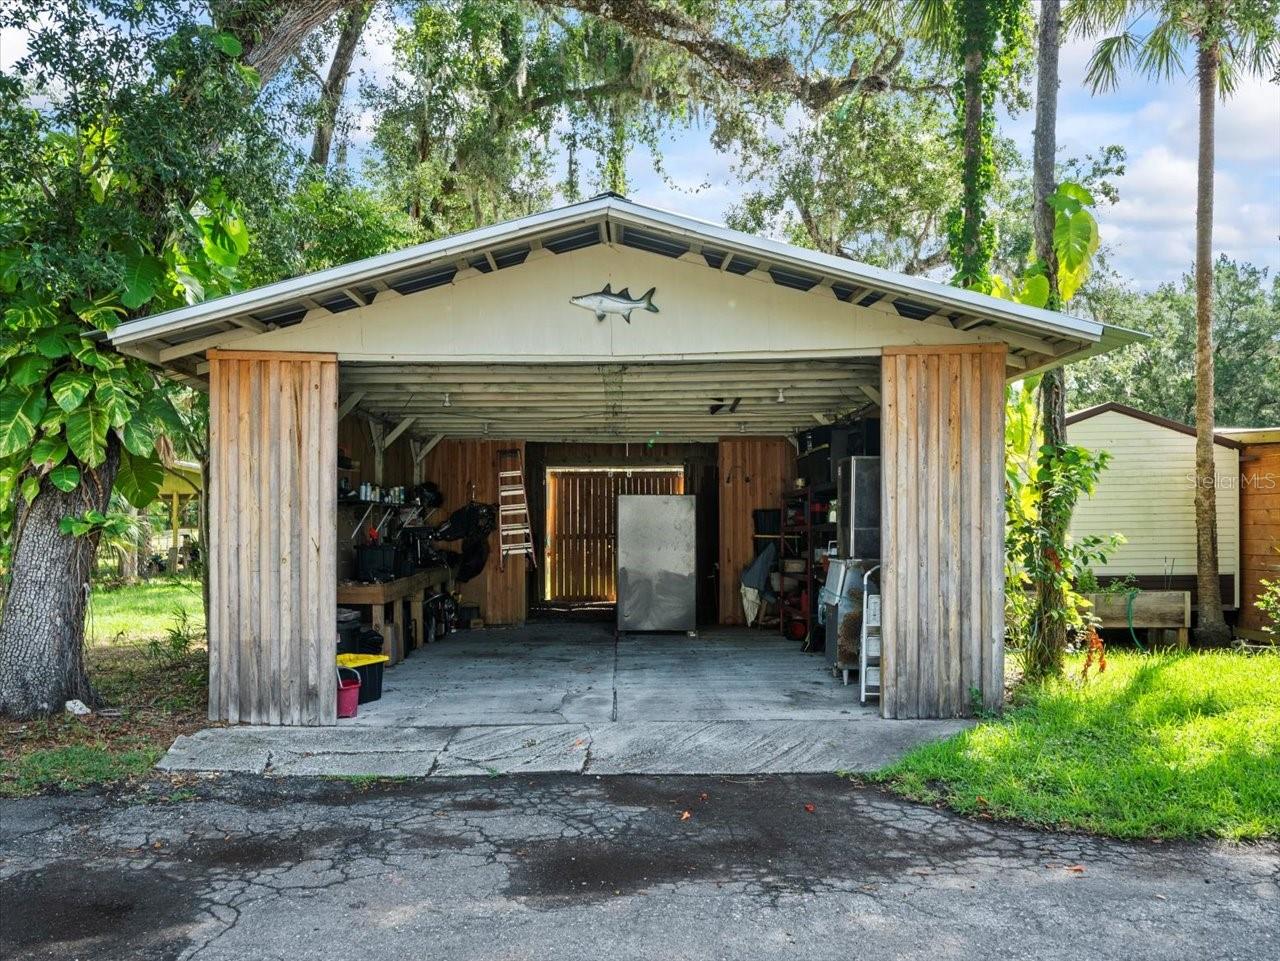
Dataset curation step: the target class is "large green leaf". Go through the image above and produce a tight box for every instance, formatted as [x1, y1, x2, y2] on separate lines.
[35, 329, 75, 359]
[1016, 274, 1050, 309]
[9, 353, 51, 388]
[31, 435, 68, 467]
[118, 417, 156, 457]
[65, 401, 109, 468]
[48, 463, 80, 492]
[94, 370, 135, 427]
[114, 449, 164, 508]
[51, 370, 93, 412]
[212, 31, 243, 56]
[1054, 209, 1097, 273]
[0, 389, 48, 457]
[120, 253, 166, 310]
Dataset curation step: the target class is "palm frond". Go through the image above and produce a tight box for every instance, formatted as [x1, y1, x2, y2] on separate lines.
[1083, 31, 1141, 92]
[1134, 17, 1190, 83]
[1063, 0, 1145, 39]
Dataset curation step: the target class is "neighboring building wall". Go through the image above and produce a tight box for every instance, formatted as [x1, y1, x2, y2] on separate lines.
[880, 344, 1006, 719]
[419, 439, 528, 626]
[717, 437, 797, 625]
[1067, 410, 1240, 607]
[206, 350, 338, 725]
[1239, 441, 1280, 632]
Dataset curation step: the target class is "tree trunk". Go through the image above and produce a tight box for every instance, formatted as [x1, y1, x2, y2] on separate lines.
[216, 0, 354, 87]
[309, 1, 374, 168]
[957, 40, 986, 286]
[1192, 36, 1231, 646]
[0, 438, 121, 718]
[1026, 0, 1067, 680]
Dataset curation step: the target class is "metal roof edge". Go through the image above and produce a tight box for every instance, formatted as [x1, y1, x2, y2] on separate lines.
[110, 193, 1111, 349]
[600, 199, 1104, 343]
[1065, 401, 1242, 449]
[109, 197, 616, 346]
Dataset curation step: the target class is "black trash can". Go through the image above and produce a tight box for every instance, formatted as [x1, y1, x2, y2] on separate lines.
[336, 655, 386, 704]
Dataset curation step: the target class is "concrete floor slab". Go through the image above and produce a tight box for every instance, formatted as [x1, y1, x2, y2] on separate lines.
[584, 719, 972, 774]
[433, 724, 592, 776]
[160, 622, 970, 776]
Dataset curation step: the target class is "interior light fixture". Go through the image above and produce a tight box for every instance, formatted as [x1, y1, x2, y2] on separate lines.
[776, 388, 786, 404]
[443, 392, 451, 407]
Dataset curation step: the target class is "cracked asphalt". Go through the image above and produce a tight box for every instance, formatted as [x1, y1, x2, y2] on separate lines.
[1, 775, 1276, 961]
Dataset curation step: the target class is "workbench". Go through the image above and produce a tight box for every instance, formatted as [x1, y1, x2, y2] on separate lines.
[337, 565, 454, 665]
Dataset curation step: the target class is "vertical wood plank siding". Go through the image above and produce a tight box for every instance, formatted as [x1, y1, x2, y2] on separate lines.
[545, 468, 685, 602]
[880, 345, 1006, 718]
[717, 437, 797, 625]
[207, 350, 338, 725]
[1239, 442, 1280, 632]
[419, 439, 528, 625]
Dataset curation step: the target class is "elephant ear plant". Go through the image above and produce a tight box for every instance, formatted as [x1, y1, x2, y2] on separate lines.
[0, 2, 264, 719]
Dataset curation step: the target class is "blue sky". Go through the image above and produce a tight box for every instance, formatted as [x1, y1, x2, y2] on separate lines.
[340, 11, 1278, 292]
[4, 13, 1276, 292]
[617, 32, 1280, 292]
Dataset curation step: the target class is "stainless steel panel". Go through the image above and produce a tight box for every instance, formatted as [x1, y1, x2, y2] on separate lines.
[616, 494, 697, 632]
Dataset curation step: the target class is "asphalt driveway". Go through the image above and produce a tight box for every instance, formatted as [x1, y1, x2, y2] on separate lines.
[2, 775, 1276, 961]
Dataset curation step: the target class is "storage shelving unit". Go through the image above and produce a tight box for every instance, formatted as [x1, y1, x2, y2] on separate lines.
[778, 485, 835, 649]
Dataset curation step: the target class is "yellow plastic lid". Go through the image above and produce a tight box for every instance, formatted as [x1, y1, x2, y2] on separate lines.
[336, 653, 390, 668]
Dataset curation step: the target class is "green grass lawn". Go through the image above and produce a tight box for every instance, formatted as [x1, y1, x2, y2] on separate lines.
[1, 578, 209, 797]
[872, 651, 1280, 840]
[87, 577, 205, 644]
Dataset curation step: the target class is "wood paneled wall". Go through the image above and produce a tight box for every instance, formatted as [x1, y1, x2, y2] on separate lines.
[207, 350, 338, 725]
[419, 439, 527, 625]
[337, 414, 415, 489]
[880, 344, 1005, 719]
[1239, 442, 1280, 632]
[545, 469, 685, 603]
[717, 437, 797, 625]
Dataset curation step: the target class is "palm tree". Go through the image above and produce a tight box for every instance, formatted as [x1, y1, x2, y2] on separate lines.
[1070, 0, 1279, 646]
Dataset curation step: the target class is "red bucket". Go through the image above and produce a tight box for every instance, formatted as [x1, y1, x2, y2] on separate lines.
[337, 667, 361, 718]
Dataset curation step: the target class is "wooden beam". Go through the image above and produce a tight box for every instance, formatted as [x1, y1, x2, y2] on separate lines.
[861, 385, 882, 404]
[337, 391, 365, 421]
[158, 326, 260, 363]
[382, 415, 415, 449]
[368, 419, 385, 485]
[997, 328, 1063, 356]
[229, 315, 267, 333]
[414, 433, 444, 463]
[341, 287, 370, 307]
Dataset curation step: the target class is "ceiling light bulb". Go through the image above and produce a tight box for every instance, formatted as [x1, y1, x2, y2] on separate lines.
[443, 392, 451, 407]
[739, 422, 746, 433]
[776, 388, 786, 403]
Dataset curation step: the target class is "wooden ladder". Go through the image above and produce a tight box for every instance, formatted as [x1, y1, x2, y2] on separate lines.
[497, 449, 537, 571]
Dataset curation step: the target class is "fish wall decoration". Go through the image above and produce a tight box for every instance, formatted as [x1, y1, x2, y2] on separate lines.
[570, 284, 659, 323]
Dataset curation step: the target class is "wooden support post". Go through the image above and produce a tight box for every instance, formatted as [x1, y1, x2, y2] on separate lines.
[368, 419, 385, 485]
[168, 493, 180, 573]
[383, 415, 415, 449]
[338, 391, 365, 421]
[880, 344, 1006, 719]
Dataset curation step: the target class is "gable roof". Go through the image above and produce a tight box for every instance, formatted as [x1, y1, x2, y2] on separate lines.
[1065, 402, 1242, 449]
[107, 193, 1144, 377]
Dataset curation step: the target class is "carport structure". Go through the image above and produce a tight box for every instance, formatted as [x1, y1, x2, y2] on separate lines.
[109, 194, 1138, 726]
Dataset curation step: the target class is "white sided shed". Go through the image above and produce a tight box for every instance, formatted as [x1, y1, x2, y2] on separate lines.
[1065, 403, 1241, 609]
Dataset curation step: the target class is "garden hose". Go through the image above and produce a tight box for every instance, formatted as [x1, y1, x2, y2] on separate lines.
[1125, 588, 1146, 652]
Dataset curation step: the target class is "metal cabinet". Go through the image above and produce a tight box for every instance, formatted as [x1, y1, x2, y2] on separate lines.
[616, 494, 697, 632]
